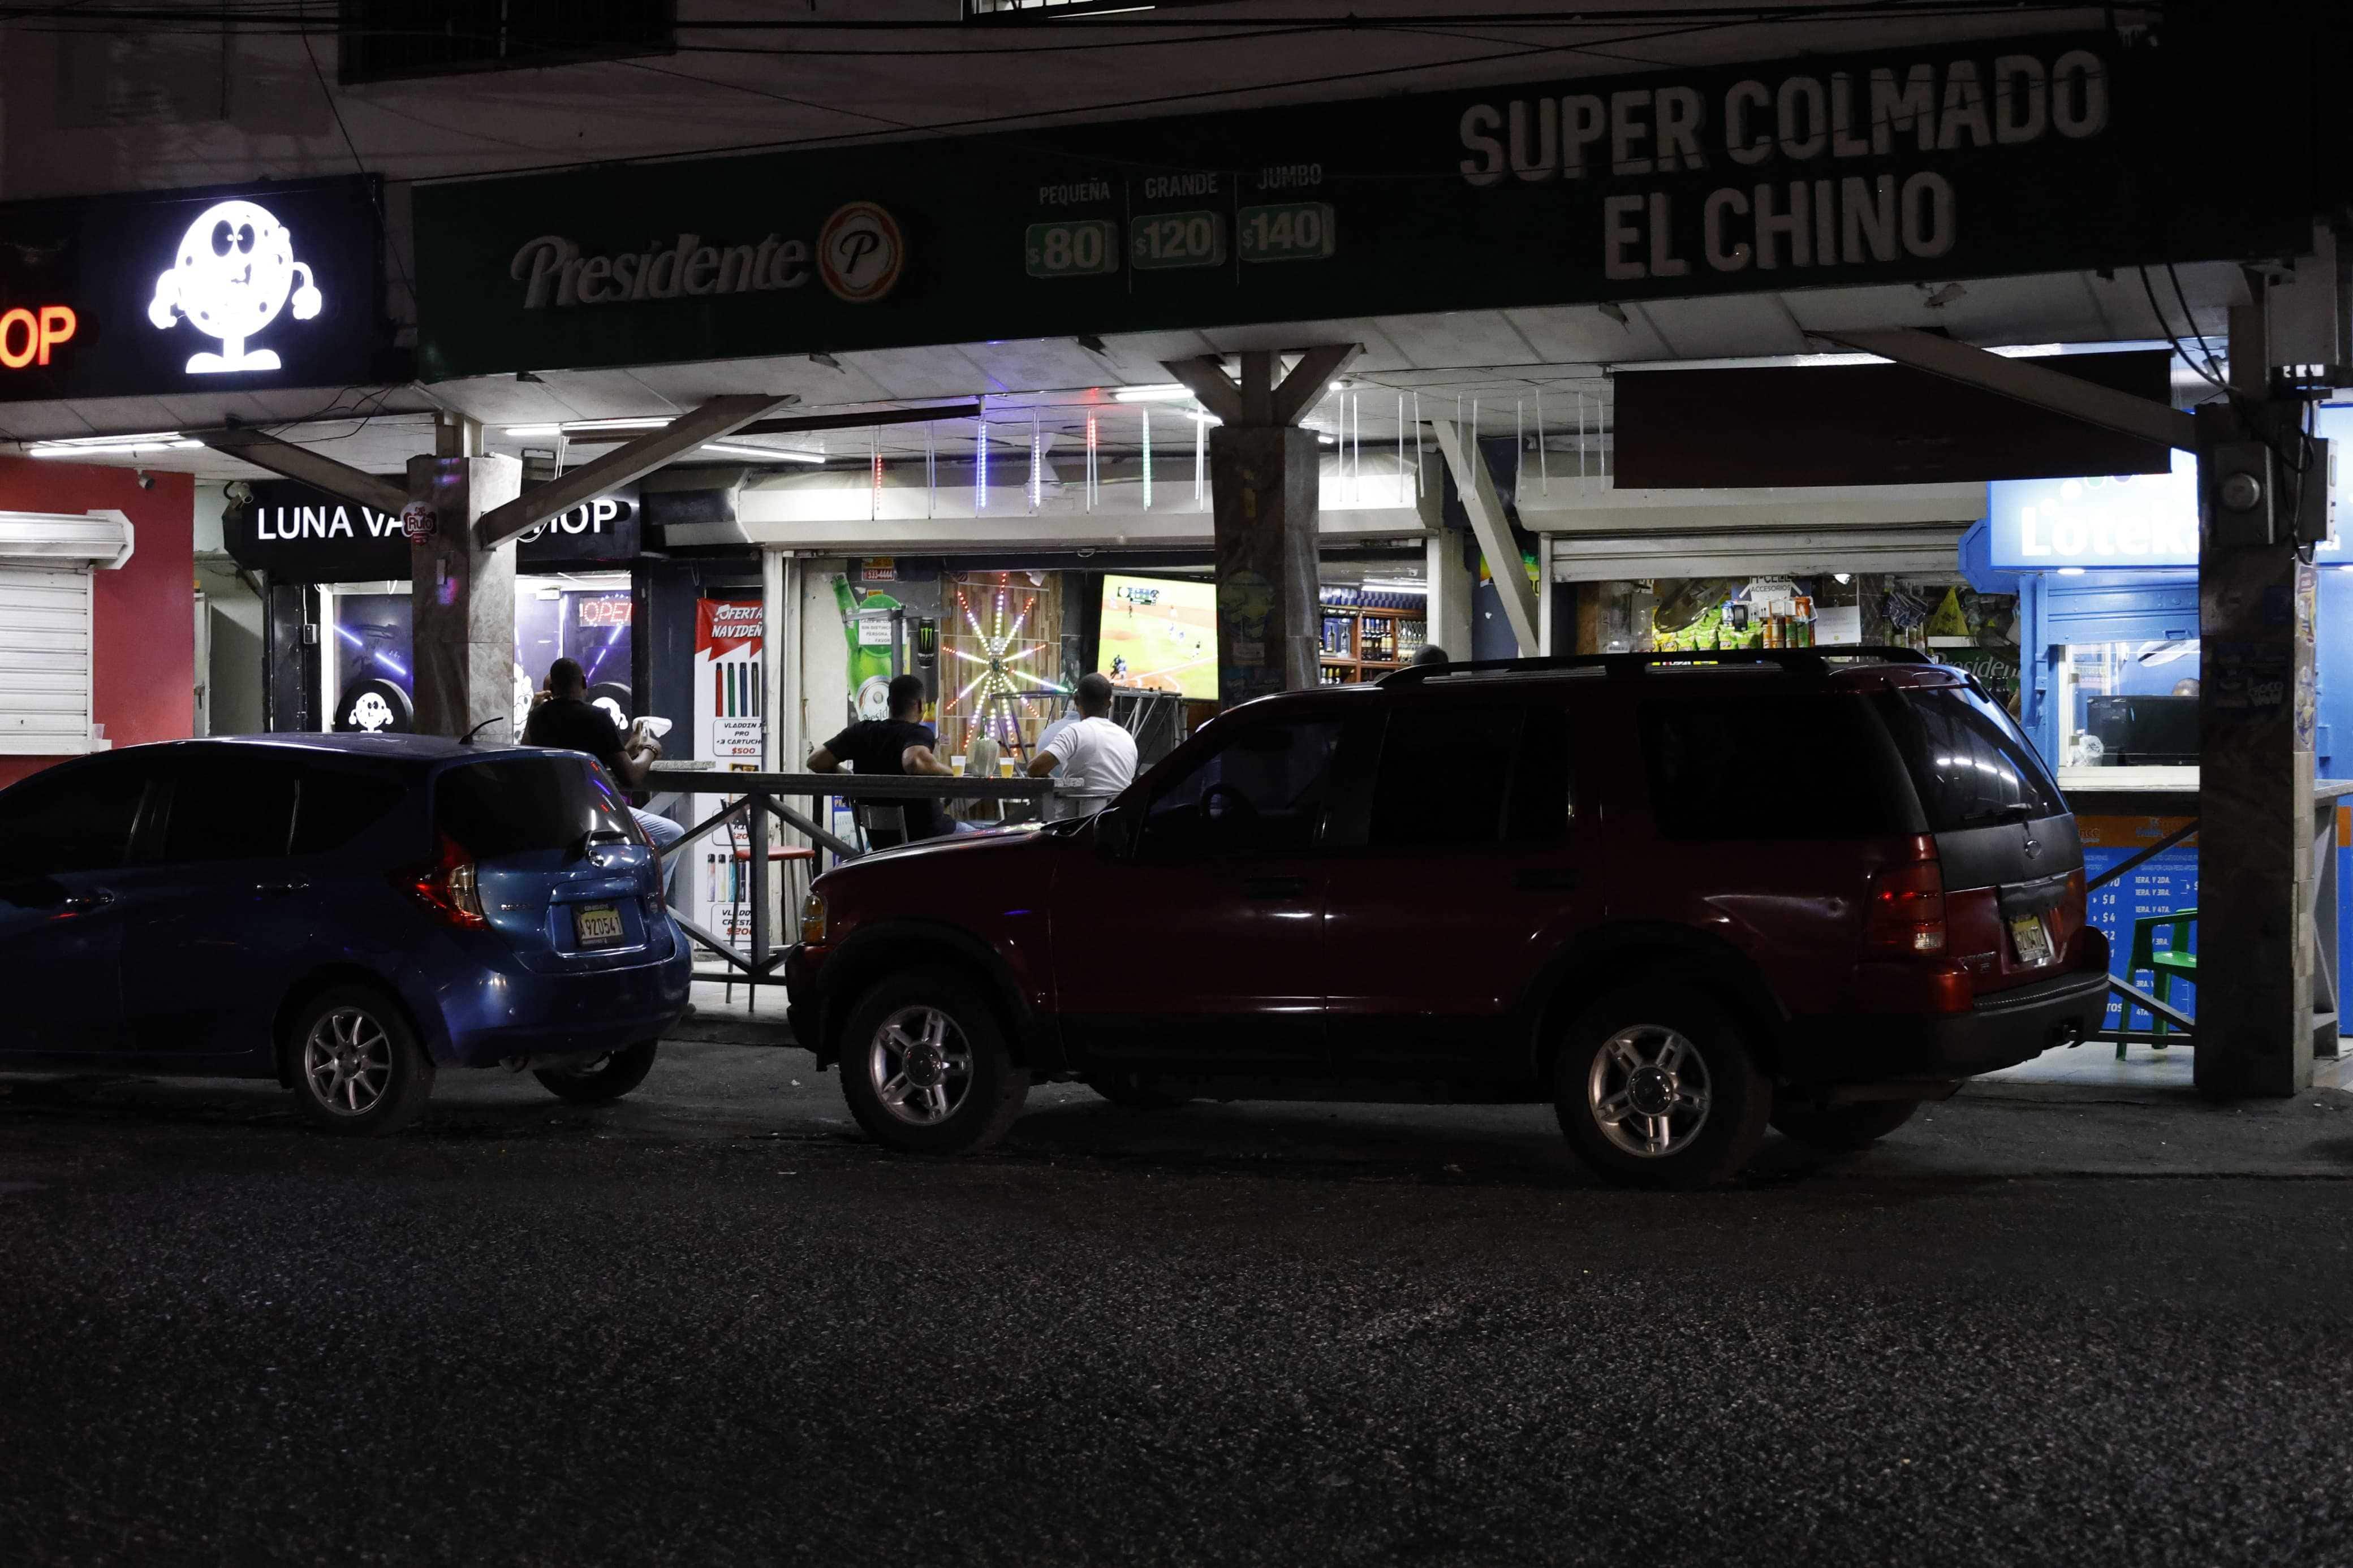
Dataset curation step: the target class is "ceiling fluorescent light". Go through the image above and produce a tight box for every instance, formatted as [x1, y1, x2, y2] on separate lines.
[29, 433, 201, 456]
[699, 443, 827, 464]
[1112, 385, 1197, 403]
[503, 417, 671, 437]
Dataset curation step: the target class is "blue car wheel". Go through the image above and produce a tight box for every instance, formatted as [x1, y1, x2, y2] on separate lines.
[291, 986, 435, 1136]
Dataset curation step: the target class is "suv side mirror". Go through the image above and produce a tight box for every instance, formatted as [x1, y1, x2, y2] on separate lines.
[1094, 802, 1139, 859]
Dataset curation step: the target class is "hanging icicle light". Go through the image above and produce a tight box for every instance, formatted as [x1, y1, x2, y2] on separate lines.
[1536, 391, 1548, 495]
[1085, 411, 1099, 512]
[1395, 394, 1406, 506]
[976, 416, 989, 512]
[869, 427, 882, 522]
[1141, 406, 1153, 512]
[1194, 409, 1206, 510]
[1028, 412, 1043, 514]
[925, 422, 937, 519]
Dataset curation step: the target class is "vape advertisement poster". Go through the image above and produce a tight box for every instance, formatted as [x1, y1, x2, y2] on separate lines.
[695, 599, 764, 763]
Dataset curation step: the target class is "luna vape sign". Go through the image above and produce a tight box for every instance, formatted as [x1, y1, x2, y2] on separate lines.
[224, 478, 641, 581]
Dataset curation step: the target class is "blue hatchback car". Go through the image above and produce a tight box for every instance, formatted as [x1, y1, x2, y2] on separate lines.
[0, 734, 691, 1134]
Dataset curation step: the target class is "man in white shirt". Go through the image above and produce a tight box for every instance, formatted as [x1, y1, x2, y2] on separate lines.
[1028, 672, 1138, 822]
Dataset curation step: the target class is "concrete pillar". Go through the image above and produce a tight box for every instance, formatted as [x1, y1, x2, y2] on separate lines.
[1425, 529, 1473, 663]
[1208, 425, 1320, 704]
[2193, 290, 2318, 1096]
[407, 451, 522, 741]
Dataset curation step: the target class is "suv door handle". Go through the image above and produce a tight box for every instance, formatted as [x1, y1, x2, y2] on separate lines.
[1512, 868, 1580, 892]
[256, 880, 311, 896]
[1243, 876, 1307, 900]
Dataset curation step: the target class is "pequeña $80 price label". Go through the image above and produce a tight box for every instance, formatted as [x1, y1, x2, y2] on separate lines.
[1025, 219, 1121, 279]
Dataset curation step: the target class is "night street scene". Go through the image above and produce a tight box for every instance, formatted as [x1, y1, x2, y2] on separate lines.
[2, 2, 2351, 1564]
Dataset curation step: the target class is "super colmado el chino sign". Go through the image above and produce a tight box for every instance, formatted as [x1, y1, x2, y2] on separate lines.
[1455, 46, 2109, 281]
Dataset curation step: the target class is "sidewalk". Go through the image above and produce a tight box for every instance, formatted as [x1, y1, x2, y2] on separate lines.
[669, 975, 2353, 1183]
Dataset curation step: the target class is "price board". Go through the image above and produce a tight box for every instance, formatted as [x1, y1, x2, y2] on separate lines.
[2078, 815, 2199, 1034]
[1238, 202, 1335, 264]
[1024, 219, 1119, 279]
[1130, 209, 1226, 271]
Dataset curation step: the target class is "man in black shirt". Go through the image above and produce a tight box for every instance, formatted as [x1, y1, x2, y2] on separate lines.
[523, 658, 682, 887]
[807, 673, 954, 847]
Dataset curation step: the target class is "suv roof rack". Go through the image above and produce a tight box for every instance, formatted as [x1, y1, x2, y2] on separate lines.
[1377, 646, 1938, 686]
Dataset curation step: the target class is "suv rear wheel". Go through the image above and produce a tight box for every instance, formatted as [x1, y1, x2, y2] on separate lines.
[838, 969, 1029, 1155]
[1554, 986, 1770, 1189]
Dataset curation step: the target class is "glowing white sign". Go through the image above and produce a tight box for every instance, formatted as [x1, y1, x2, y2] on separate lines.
[148, 200, 322, 374]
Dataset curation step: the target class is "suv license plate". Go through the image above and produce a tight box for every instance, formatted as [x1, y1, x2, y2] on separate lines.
[2008, 913, 2053, 966]
[574, 904, 625, 948]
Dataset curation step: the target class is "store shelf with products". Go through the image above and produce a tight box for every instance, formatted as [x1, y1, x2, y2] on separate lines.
[1318, 588, 1425, 686]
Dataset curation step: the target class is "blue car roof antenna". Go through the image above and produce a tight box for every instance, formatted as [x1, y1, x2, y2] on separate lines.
[456, 716, 508, 746]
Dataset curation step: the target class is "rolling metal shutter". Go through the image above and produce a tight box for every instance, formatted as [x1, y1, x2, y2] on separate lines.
[0, 565, 94, 755]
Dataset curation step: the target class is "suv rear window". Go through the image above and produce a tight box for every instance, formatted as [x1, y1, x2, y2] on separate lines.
[1873, 685, 2063, 831]
[1643, 693, 1904, 840]
[434, 757, 635, 858]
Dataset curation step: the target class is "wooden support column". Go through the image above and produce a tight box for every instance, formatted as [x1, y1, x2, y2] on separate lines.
[1162, 346, 1359, 704]
[2194, 286, 2320, 1095]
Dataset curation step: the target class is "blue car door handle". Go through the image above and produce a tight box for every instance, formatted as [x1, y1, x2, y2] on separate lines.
[256, 880, 311, 895]
[60, 889, 115, 914]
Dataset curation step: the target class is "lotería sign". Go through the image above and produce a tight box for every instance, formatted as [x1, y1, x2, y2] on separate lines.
[0, 175, 389, 404]
[1987, 446, 2346, 570]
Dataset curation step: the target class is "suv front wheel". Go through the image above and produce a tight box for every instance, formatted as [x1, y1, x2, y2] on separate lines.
[1554, 986, 1770, 1189]
[838, 969, 1030, 1155]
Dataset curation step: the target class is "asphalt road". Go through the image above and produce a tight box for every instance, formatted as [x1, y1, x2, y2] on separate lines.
[5, 1041, 2353, 1567]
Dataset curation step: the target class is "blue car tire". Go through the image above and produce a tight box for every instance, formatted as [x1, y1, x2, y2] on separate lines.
[290, 986, 436, 1137]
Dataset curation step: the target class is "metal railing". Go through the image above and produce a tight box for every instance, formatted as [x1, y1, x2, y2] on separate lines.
[643, 765, 1057, 988]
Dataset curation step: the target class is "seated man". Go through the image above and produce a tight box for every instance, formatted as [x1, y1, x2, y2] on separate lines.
[1027, 671, 1137, 822]
[521, 658, 683, 891]
[807, 673, 956, 848]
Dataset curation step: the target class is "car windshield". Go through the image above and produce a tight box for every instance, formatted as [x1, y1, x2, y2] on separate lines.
[1873, 684, 2064, 831]
[434, 755, 635, 858]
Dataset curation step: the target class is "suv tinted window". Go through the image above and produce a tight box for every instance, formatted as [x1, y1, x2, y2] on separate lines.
[1644, 694, 1904, 840]
[291, 765, 412, 856]
[0, 755, 152, 877]
[436, 756, 635, 858]
[1141, 716, 1342, 857]
[1874, 685, 2063, 831]
[1371, 704, 1536, 849]
[157, 751, 298, 864]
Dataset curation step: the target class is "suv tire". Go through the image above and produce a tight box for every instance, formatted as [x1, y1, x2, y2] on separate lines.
[839, 969, 1029, 1155]
[1770, 1098, 1921, 1151]
[1554, 986, 1770, 1189]
[289, 986, 435, 1137]
[535, 1040, 660, 1104]
[1086, 1072, 1193, 1111]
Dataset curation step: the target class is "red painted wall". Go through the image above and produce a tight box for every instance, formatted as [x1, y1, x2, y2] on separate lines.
[0, 456, 193, 790]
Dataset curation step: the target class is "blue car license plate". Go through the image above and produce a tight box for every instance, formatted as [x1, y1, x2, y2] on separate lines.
[574, 903, 625, 948]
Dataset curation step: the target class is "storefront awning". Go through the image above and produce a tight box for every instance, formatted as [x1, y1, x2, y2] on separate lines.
[0, 510, 134, 569]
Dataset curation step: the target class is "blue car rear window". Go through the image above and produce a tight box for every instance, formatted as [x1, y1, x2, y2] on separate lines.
[435, 757, 634, 858]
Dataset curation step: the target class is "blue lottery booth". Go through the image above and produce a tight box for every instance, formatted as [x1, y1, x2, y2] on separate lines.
[1959, 408, 2353, 1044]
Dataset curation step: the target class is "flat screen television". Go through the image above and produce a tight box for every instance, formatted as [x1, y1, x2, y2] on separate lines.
[2087, 694, 2199, 766]
[1098, 574, 1218, 701]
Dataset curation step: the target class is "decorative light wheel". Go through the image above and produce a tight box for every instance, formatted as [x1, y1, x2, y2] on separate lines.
[302, 1007, 395, 1117]
[1585, 1023, 1713, 1159]
[948, 579, 1065, 755]
[868, 1004, 975, 1126]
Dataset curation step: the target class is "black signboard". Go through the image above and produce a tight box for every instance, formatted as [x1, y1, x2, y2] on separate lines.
[413, 27, 2322, 381]
[0, 175, 394, 403]
[224, 478, 640, 582]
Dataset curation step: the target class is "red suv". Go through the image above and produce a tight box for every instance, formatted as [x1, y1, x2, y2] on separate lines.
[786, 650, 2111, 1187]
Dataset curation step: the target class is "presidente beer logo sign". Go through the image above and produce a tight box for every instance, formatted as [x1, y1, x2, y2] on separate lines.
[508, 200, 906, 310]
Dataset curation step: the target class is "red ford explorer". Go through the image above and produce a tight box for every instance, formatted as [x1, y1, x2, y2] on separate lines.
[786, 649, 2111, 1187]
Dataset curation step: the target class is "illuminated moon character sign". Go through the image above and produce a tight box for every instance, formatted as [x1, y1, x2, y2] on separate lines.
[349, 692, 394, 733]
[148, 199, 322, 374]
[399, 502, 439, 543]
[817, 202, 906, 304]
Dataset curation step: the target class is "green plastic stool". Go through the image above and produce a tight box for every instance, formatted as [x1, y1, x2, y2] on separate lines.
[2122, 907, 2197, 1059]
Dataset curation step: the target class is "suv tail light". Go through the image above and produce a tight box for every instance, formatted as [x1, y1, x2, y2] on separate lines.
[398, 832, 488, 928]
[1865, 837, 1946, 955]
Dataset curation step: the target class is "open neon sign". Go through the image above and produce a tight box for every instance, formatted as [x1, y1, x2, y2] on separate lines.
[0, 306, 76, 369]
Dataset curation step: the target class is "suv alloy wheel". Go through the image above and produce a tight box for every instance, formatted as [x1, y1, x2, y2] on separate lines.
[1555, 985, 1771, 1189]
[838, 969, 1031, 1154]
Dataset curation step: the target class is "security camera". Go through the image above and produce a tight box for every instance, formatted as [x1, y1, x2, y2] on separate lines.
[135, 469, 154, 490]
